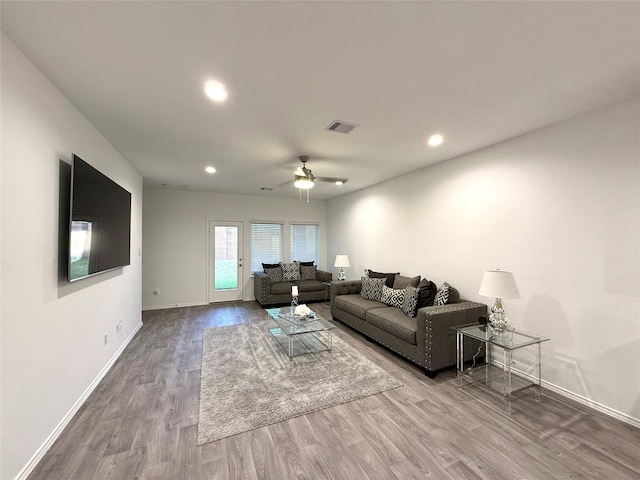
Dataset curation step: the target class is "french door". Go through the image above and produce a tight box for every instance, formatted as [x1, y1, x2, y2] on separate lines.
[208, 221, 244, 302]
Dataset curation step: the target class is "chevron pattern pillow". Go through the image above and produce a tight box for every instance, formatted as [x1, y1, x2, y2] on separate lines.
[434, 282, 451, 306]
[381, 285, 404, 308]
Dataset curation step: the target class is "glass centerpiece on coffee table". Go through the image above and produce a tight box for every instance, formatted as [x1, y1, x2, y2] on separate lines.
[265, 306, 336, 359]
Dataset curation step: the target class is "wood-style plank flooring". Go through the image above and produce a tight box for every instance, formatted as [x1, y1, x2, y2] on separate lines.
[28, 302, 640, 479]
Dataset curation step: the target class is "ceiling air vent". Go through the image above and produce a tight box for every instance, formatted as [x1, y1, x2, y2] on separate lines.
[325, 120, 358, 134]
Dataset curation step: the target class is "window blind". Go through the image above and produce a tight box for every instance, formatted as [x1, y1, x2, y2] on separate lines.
[290, 223, 319, 265]
[250, 223, 283, 273]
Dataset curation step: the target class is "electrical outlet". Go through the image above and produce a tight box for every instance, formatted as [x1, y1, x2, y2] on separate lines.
[103, 334, 108, 345]
[153, 288, 160, 296]
[116, 319, 123, 338]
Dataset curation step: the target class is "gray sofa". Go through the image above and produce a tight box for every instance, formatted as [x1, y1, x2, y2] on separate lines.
[254, 269, 332, 306]
[330, 277, 487, 377]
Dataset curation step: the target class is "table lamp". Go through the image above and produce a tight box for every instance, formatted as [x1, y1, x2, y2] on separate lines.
[334, 254, 350, 281]
[478, 270, 520, 331]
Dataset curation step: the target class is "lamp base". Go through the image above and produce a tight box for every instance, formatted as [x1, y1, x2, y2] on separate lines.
[489, 298, 510, 332]
[337, 268, 346, 281]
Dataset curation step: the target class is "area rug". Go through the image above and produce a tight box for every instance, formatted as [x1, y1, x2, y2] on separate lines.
[197, 320, 402, 444]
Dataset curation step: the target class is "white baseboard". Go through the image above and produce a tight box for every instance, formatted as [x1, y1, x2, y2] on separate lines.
[541, 379, 640, 429]
[14, 321, 144, 480]
[142, 301, 208, 311]
[493, 362, 640, 429]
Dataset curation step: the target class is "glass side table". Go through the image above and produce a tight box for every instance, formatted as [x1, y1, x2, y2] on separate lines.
[453, 324, 550, 414]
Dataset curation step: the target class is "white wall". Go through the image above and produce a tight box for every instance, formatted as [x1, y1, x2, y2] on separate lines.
[142, 188, 327, 309]
[327, 98, 640, 424]
[1, 34, 143, 480]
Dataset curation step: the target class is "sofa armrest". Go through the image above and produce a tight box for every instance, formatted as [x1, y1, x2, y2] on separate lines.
[254, 271, 271, 305]
[316, 269, 333, 283]
[416, 301, 488, 371]
[329, 279, 362, 305]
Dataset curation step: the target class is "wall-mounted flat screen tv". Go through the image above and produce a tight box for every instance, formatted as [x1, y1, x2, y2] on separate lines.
[69, 154, 131, 282]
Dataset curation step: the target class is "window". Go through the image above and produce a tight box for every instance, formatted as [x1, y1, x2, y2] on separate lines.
[290, 223, 319, 265]
[250, 223, 283, 273]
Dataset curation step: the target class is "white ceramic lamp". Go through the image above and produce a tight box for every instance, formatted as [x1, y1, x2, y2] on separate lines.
[478, 270, 520, 332]
[334, 254, 350, 281]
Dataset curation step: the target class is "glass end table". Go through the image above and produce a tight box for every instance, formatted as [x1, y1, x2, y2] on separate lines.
[453, 323, 550, 414]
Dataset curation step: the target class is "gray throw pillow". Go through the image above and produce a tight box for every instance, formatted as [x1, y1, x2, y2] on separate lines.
[300, 265, 317, 281]
[416, 278, 437, 308]
[360, 277, 385, 302]
[280, 262, 301, 281]
[393, 274, 421, 289]
[381, 285, 404, 308]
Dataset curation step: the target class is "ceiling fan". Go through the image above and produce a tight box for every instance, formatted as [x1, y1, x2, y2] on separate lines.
[294, 155, 348, 189]
[293, 155, 348, 202]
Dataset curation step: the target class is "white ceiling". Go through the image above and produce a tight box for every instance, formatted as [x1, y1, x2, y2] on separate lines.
[2, 1, 639, 200]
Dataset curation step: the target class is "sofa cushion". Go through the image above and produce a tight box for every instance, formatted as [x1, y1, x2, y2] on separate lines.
[416, 279, 437, 308]
[366, 307, 417, 345]
[434, 282, 460, 305]
[366, 270, 398, 288]
[262, 262, 281, 270]
[270, 281, 295, 295]
[361, 276, 385, 301]
[334, 294, 385, 318]
[402, 285, 420, 317]
[393, 274, 421, 289]
[300, 264, 317, 281]
[281, 262, 301, 281]
[296, 279, 323, 292]
[381, 285, 404, 308]
[264, 266, 284, 283]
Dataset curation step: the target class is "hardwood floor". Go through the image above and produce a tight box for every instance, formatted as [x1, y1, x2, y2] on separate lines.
[28, 302, 640, 480]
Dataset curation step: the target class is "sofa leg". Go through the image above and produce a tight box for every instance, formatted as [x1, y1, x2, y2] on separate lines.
[424, 369, 437, 379]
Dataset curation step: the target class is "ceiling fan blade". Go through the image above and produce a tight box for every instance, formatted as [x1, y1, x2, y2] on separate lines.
[315, 176, 348, 184]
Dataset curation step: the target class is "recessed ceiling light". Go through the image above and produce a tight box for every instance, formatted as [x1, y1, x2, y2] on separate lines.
[205, 166, 216, 174]
[204, 80, 228, 103]
[427, 134, 444, 147]
[335, 181, 344, 186]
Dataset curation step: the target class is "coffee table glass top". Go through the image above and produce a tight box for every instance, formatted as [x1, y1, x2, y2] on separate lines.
[265, 307, 335, 336]
[452, 324, 549, 350]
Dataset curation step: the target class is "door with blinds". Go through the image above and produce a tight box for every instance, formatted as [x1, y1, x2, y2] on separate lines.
[208, 221, 244, 302]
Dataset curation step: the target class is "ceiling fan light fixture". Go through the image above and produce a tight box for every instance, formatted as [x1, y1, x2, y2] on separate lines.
[294, 175, 315, 189]
[427, 133, 444, 147]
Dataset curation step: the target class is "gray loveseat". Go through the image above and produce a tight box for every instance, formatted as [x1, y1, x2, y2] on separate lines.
[254, 262, 332, 306]
[330, 275, 487, 377]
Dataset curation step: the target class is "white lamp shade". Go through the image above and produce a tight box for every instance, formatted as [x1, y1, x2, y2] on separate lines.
[334, 254, 350, 268]
[478, 270, 520, 299]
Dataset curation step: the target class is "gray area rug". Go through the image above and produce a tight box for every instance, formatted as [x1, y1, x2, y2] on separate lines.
[197, 320, 403, 444]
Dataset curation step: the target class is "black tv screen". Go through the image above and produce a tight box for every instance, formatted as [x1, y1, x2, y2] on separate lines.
[69, 154, 131, 282]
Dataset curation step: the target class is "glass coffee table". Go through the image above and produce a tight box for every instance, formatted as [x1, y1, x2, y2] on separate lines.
[265, 307, 336, 359]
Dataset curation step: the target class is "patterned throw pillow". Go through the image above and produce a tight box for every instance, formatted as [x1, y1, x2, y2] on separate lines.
[402, 285, 420, 317]
[300, 265, 317, 281]
[360, 277, 385, 302]
[280, 262, 301, 281]
[264, 266, 283, 283]
[434, 282, 451, 306]
[381, 285, 404, 308]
